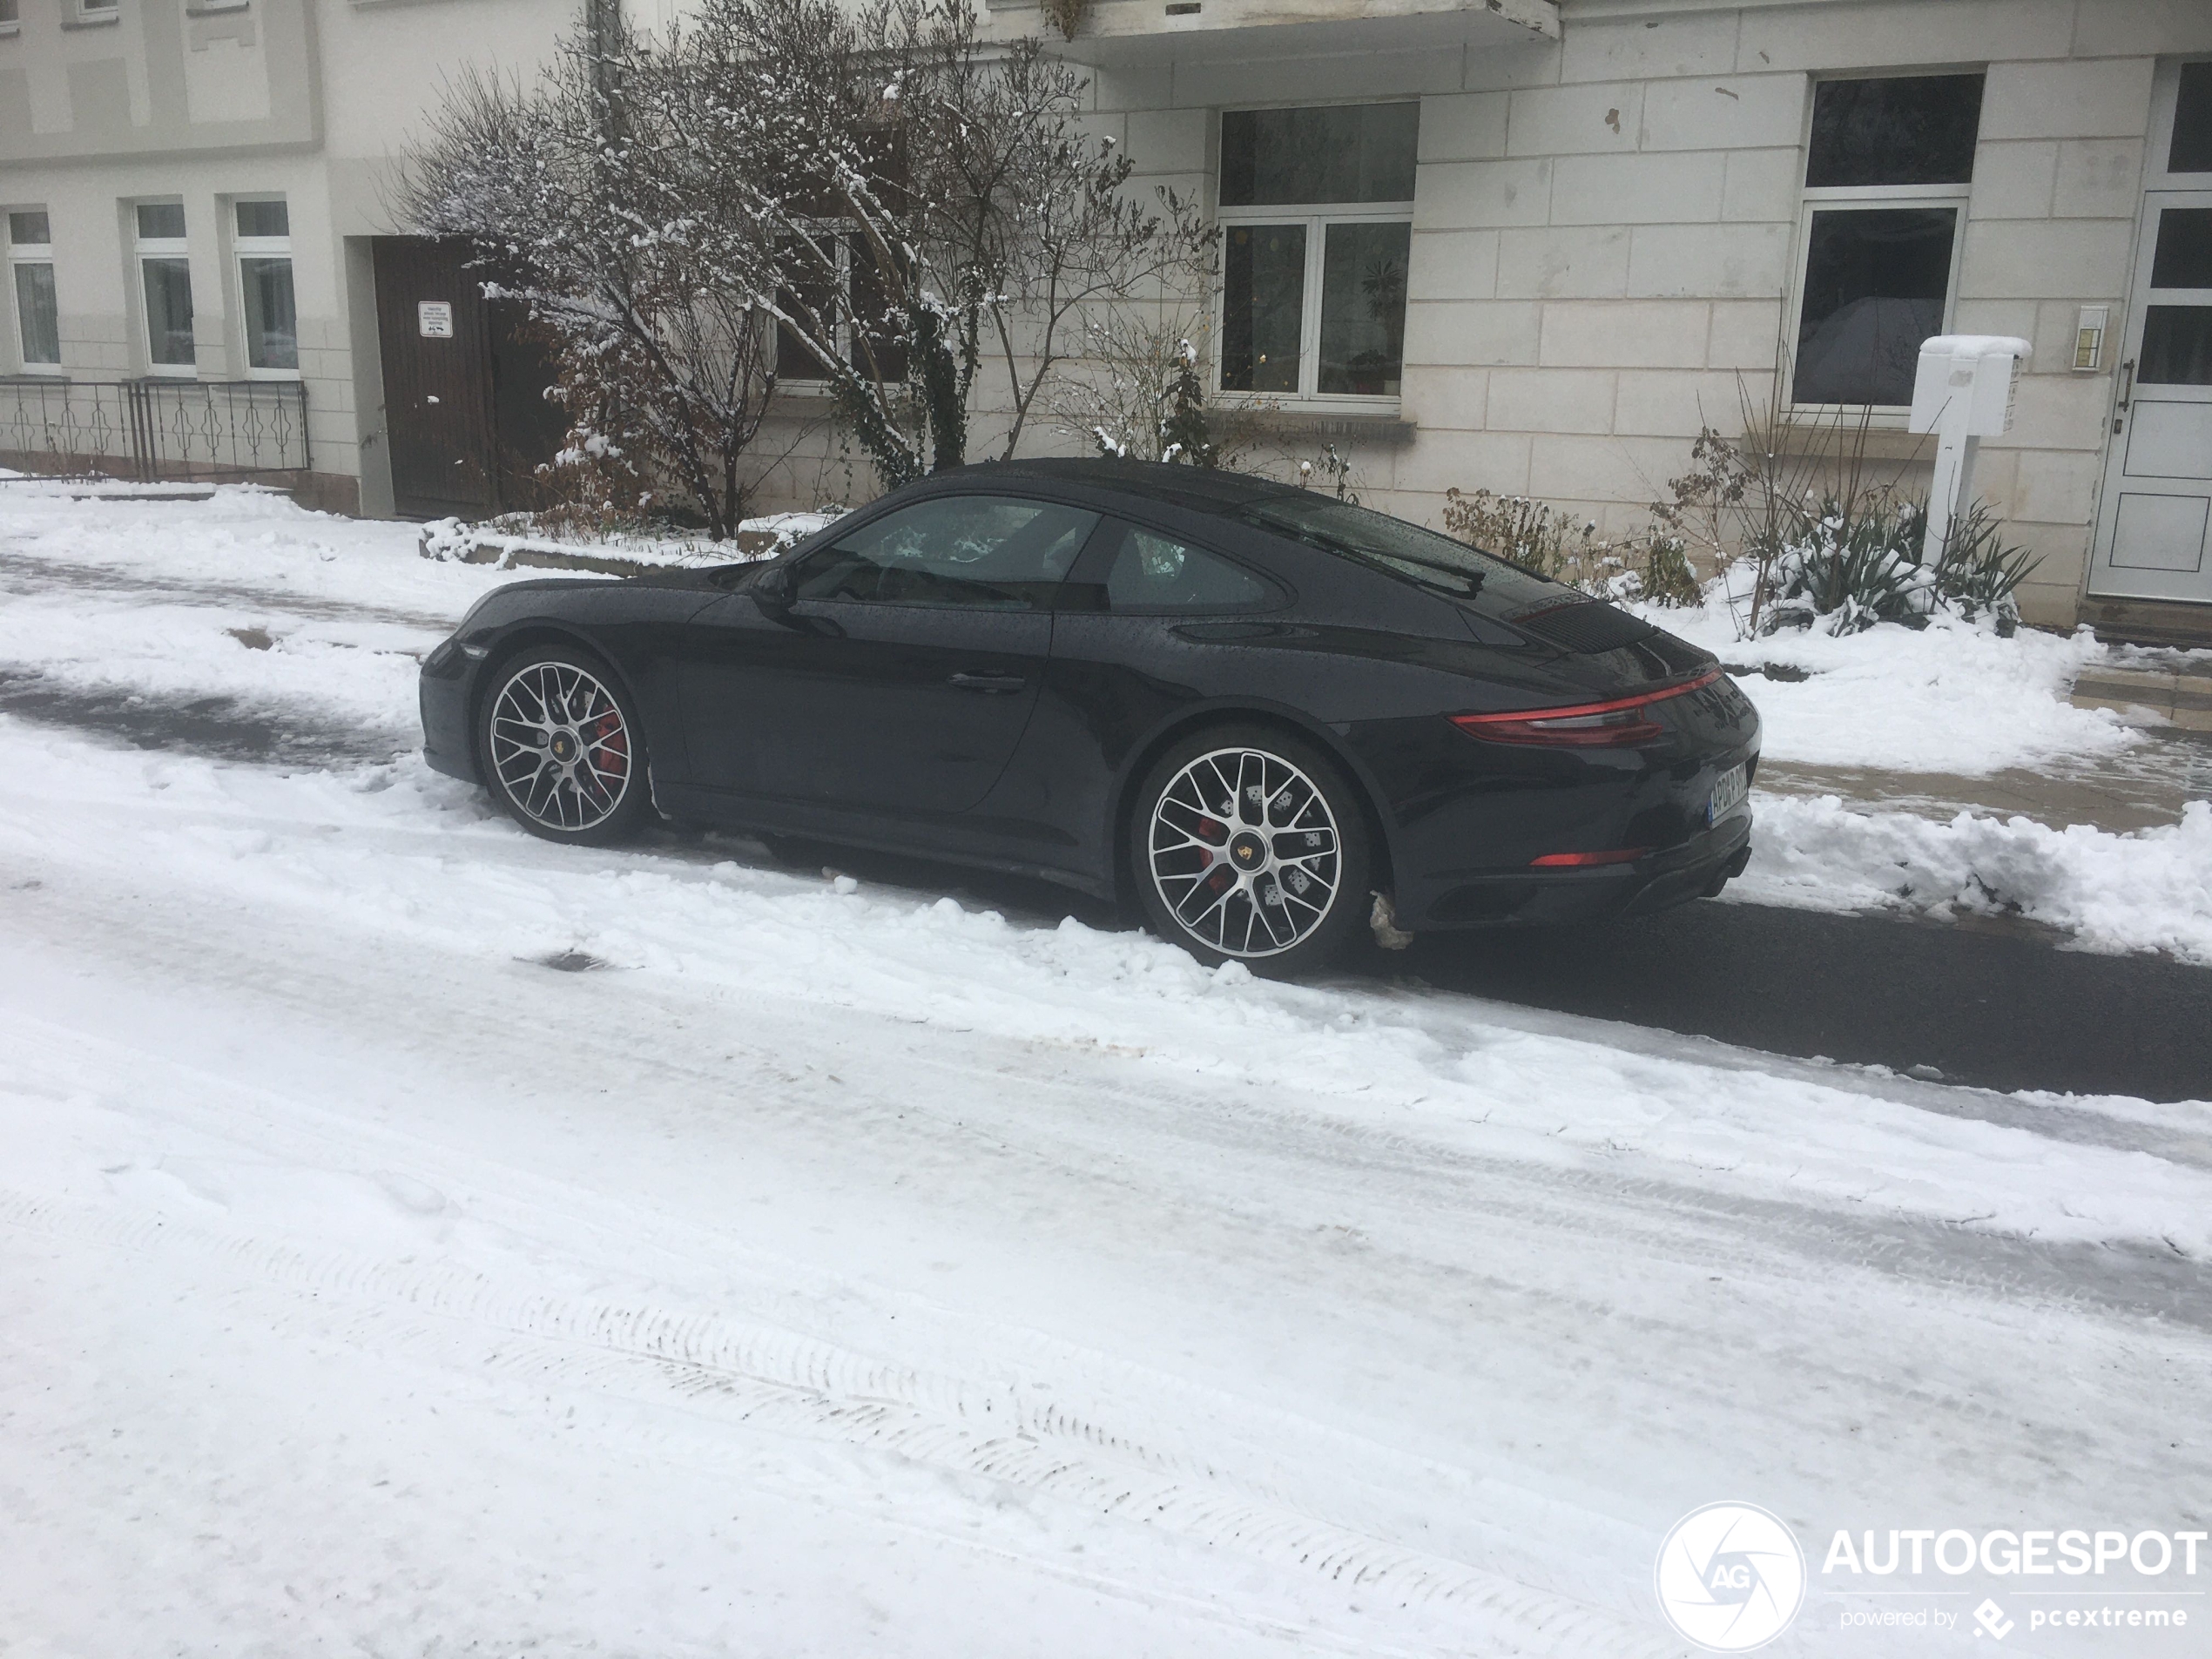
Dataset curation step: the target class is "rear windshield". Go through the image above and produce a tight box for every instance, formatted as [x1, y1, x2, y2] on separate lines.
[1233, 495, 1568, 612]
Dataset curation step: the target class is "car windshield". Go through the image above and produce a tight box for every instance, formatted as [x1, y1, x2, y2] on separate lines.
[1233, 495, 1567, 611]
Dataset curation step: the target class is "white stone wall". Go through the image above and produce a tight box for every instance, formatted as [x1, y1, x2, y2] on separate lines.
[1388, 1, 2209, 625]
[0, 152, 358, 489]
[1061, 0, 2212, 628]
[0, 0, 576, 504]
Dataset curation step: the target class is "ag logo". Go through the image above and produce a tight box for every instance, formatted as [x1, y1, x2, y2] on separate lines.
[1654, 1502, 1806, 1651]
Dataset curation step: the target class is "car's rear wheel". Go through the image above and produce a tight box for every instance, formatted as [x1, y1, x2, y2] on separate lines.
[480, 646, 651, 846]
[1130, 725, 1372, 975]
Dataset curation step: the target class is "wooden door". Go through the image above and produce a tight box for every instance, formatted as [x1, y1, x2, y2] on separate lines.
[372, 238, 496, 520]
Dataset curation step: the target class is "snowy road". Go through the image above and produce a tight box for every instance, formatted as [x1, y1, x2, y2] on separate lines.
[3, 489, 2209, 1656]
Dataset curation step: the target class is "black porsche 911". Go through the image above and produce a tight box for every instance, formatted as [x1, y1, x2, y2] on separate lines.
[420, 457, 1759, 973]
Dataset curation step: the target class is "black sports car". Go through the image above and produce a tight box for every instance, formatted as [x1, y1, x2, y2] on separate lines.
[420, 458, 1759, 973]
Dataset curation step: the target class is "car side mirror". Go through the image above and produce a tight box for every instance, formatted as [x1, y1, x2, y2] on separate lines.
[752, 562, 794, 613]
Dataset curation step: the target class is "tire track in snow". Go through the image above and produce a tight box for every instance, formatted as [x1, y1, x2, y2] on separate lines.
[0, 665, 409, 765]
[0, 547, 465, 632]
[0, 1184, 1675, 1657]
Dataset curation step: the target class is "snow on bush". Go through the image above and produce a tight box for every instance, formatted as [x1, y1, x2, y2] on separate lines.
[1740, 794, 2212, 966]
[418, 510, 840, 570]
[1758, 499, 2036, 638]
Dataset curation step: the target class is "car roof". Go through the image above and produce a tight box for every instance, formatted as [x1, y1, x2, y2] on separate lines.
[955, 456, 1305, 516]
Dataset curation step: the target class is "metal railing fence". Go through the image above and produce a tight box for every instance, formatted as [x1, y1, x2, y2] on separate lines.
[0, 376, 310, 483]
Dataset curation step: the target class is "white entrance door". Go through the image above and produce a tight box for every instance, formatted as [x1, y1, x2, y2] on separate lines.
[2090, 189, 2212, 603]
[2091, 59, 2212, 605]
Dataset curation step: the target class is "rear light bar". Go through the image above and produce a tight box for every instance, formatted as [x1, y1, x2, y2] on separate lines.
[1450, 668, 1721, 747]
[1530, 847, 1649, 867]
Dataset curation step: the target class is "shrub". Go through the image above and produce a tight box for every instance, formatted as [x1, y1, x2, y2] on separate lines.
[1631, 533, 1703, 608]
[1764, 496, 1933, 635]
[1441, 488, 1700, 606]
[1760, 495, 2037, 637]
[1442, 489, 1611, 591]
[1932, 502, 2039, 633]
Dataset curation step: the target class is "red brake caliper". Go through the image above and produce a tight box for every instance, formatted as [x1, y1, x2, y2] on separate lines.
[1197, 815, 1233, 890]
[590, 713, 628, 779]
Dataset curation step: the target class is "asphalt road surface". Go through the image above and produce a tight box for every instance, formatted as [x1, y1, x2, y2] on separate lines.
[812, 843, 2212, 1104]
[1386, 901, 2212, 1103]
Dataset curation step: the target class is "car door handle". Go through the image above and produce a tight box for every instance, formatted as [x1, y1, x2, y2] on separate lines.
[948, 671, 1027, 693]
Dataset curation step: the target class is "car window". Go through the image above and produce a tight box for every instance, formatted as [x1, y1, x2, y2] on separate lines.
[1102, 524, 1279, 612]
[791, 496, 1098, 610]
[1232, 494, 1564, 611]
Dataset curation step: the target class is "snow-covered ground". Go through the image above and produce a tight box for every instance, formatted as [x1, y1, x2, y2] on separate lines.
[1630, 587, 2212, 962]
[1650, 597, 2138, 777]
[2, 484, 2209, 1655]
[1734, 792, 2212, 963]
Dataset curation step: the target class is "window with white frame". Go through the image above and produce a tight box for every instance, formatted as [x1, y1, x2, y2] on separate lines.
[76, 0, 118, 21]
[7, 209, 59, 370]
[1790, 73, 1984, 408]
[233, 198, 298, 374]
[134, 201, 195, 372]
[1216, 103, 1416, 403]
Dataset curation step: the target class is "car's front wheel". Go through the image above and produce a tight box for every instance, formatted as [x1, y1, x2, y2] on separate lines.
[480, 646, 651, 846]
[1130, 725, 1373, 975]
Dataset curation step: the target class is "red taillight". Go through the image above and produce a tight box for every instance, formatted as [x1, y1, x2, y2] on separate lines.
[1529, 847, 1650, 867]
[1450, 667, 1722, 748]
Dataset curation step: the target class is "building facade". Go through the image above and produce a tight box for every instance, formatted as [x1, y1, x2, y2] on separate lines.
[3, 0, 2209, 638]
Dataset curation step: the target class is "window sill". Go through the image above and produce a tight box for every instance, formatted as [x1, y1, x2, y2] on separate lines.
[766, 383, 843, 414]
[61, 11, 121, 27]
[1214, 404, 1416, 448]
[1769, 413, 1933, 462]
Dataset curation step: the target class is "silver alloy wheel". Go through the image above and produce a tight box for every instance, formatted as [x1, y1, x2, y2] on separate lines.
[1147, 745, 1343, 959]
[487, 659, 634, 833]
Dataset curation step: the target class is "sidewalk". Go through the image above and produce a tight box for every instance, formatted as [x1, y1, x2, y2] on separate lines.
[1755, 656, 2212, 836]
[2070, 653, 2212, 734]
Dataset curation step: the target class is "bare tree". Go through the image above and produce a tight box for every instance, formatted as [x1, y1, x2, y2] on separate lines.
[1051, 314, 1219, 465]
[688, 0, 1211, 487]
[403, 0, 1210, 507]
[398, 18, 783, 539]
[899, 21, 1212, 460]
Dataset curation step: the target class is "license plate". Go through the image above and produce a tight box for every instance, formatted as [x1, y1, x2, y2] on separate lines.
[1707, 763, 1749, 825]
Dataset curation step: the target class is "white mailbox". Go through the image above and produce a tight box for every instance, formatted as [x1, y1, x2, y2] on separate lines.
[1908, 334, 2030, 556]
